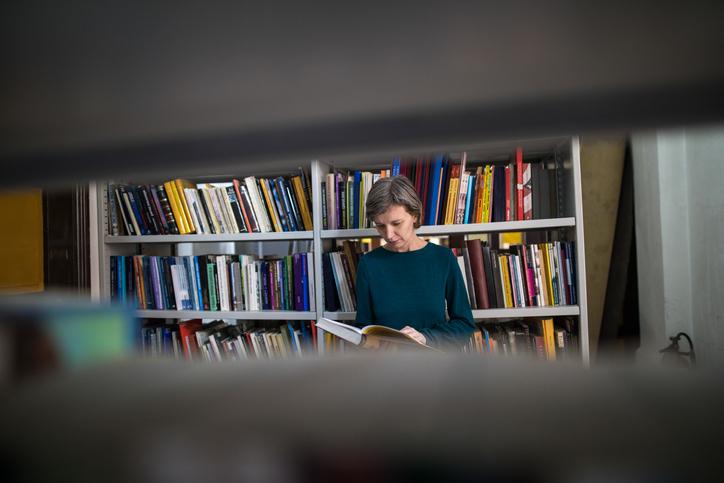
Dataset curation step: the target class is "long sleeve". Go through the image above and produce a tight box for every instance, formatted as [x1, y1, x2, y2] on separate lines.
[418, 251, 475, 348]
[355, 257, 374, 326]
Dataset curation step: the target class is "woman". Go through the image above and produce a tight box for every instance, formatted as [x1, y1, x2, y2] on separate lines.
[355, 175, 475, 348]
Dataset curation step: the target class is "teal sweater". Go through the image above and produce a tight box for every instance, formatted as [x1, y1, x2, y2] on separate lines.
[355, 242, 475, 348]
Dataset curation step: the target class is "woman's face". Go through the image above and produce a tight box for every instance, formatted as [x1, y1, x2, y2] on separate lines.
[373, 204, 418, 252]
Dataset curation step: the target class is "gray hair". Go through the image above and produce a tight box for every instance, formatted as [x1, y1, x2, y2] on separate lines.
[366, 175, 422, 228]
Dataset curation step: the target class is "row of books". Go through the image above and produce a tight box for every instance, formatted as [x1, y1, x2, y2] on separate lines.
[456, 240, 577, 310]
[465, 318, 578, 360]
[320, 238, 576, 312]
[111, 252, 315, 312]
[108, 170, 313, 235]
[321, 149, 562, 230]
[140, 319, 318, 360]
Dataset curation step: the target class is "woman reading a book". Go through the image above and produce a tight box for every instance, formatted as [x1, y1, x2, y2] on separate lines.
[355, 176, 475, 348]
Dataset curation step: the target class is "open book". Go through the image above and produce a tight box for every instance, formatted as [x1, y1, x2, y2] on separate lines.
[316, 318, 438, 351]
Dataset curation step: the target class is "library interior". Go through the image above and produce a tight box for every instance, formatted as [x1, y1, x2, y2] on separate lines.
[1, 3, 723, 482]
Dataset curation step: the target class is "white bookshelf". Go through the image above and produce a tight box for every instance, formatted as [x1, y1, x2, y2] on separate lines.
[92, 135, 589, 363]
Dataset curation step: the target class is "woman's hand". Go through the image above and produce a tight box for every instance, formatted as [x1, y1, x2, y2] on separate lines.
[400, 326, 426, 345]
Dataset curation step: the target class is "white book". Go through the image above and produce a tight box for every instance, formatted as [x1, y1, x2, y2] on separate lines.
[455, 171, 470, 224]
[183, 257, 200, 311]
[216, 255, 230, 311]
[292, 329, 303, 357]
[183, 188, 203, 235]
[331, 252, 354, 312]
[187, 188, 212, 235]
[113, 186, 131, 235]
[325, 173, 336, 230]
[208, 333, 224, 361]
[235, 336, 248, 359]
[456, 256, 471, 302]
[211, 186, 233, 233]
[121, 191, 142, 236]
[196, 185, 222, 234]
[244, 176, 272, 232]
[217, 186, 240, 234]
[170, 264, 186, 310]
[249, 331, 263, 358]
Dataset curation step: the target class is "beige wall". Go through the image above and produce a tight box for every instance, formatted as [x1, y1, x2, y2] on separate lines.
[579, 138, 626, 361]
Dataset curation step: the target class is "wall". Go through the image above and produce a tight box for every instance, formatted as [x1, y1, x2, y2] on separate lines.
[632, 126, 724, 366]
[579, 138, 626, 361]
[0, 190, 44, 293]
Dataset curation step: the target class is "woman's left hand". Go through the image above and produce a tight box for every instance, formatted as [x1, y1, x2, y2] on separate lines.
[400, 326, 426, 345]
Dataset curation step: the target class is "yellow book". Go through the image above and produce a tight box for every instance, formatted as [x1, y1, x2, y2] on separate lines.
[291, 176, 313, 231]
[474, 167, 485, 223]
[543, 243, 555, 305]
[174, 179, 196, 233]
[163, 180, 189, 234]
[258, 178, 282, 232]
[481, 166, 491, 223]
[445, 175, 459, 225]
[542, 318, 557, 361]
[499, 254, 514, 308]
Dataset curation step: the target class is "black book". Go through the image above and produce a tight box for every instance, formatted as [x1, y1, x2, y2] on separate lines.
[321, 181, 328, 229]
[139, 186, 163, 235]
[274, 177, 297, 231]
[198, 255, 210, 311]
[148, 185, 170, 234]
[322, 252, 340, 311]
[489, 250, 505, 309]
[237, 184, 260, 233]
[481, 244, 498, 309]
[155, 184, 180, 234]
[225, 186, 248, 233]
[281, 177, 304, 232]
[120, 185, 148, 235]
[161, 257, 176, 310]
[492, 165, 506, 222]
[112, 185, 134, 235]
[135, 186, 159, 235]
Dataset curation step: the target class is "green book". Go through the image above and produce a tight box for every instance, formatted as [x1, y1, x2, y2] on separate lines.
[207, 263, 218, 311]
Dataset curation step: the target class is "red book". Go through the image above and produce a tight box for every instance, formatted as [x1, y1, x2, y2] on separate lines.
[179, 319, 203, 359]
[465, 239, 491, 309]
[515, 147, 524, 220]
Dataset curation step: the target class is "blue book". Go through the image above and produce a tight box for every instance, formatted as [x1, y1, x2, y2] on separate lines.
[299, 318, 310, 349]
[275, 177, 298, 231]
[267, 178, 289, 232]
[286, 321, 299, 354]
[118, 255, 126, 304]
[301, 253, 309, 311]
[123, 186, 149, 235]
[353, 171, 361, 229]
[392, 157, 401, 176]
[426, 155, 444, 225]
[193, 257, 204, 312]
[464, 173, 475, 224]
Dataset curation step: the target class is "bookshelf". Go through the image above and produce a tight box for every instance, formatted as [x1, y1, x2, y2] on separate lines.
[91, 136, 588, 363]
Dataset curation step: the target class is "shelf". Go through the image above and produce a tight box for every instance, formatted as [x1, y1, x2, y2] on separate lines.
[324, 305, 580, 321]
[106, 231, 314, 243]
[472, 306, 580, 319]
[321, 218, 576, 239]
[135, 310, 316, 320]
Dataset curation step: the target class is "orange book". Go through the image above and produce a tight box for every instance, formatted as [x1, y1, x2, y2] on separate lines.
[542, 318, 557, 361]
[499, 254, 513, 308]
[163, 180, 189, 234]
[173, 179, 197, 233]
